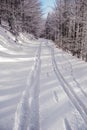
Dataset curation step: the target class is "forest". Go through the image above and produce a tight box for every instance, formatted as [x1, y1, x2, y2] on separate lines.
[0, 0, 87, 61]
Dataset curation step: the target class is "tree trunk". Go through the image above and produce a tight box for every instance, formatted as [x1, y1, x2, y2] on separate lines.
[0, 16, 1, 25]
[85, 53, 87, 62]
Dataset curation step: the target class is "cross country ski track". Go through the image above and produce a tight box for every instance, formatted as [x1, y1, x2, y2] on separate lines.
[13, 40, 87, 130]
[0, 29, 87, 130]
[45, 41, 87, 129]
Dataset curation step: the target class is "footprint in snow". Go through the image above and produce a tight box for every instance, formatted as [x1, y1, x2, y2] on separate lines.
[53, 90, 59, 103]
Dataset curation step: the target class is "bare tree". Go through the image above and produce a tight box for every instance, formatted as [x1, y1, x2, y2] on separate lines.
[0, 0, 42, 37]
[43, 0, 87, 61]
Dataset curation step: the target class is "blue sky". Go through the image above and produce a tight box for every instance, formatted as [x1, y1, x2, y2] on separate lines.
[40, 0, 55, 17]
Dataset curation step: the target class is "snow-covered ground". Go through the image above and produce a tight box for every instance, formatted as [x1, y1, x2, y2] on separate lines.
[0, 27, 87, 130]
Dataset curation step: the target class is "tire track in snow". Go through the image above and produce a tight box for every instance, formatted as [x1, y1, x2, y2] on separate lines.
[45, 41, 87, 125]
[13, 44, 41, 130]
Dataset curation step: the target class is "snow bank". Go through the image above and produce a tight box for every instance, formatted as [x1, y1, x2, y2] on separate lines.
[0, 26, 22, 52]
[18, 33, 36, 45]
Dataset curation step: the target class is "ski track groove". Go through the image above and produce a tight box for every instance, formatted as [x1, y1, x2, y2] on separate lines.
[62, 53, 87, 98]
[13, 44, 41, 130]
[45, 41, 87, 126]
[64, 118, 72, 130]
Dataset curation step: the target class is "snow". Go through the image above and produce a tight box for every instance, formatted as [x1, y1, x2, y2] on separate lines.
[0, 26, 87, 130]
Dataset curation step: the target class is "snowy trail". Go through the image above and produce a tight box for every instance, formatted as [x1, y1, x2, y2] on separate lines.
[1, 28, 87, 130]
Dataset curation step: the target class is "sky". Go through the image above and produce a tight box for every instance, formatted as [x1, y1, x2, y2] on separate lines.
[40, 0, 55, 17]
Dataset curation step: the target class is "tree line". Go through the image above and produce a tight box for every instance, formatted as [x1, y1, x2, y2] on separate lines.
[0, 0, 42, 37]
[1, 0, 87, 61]
[43, 0, 87, 61]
